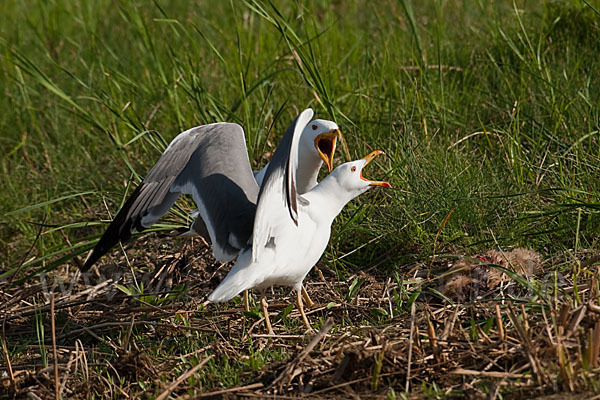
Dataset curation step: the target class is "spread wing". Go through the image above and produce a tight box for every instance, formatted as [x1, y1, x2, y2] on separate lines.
[251, 108, 314, 263]
[82, 123, 259, 271]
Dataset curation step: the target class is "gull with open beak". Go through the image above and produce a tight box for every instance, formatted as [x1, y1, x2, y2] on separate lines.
[249, 119, 338, 309]
[80, 110, 339, 273]
[254, 119, 339, 192]
[208, 109, 391, 333]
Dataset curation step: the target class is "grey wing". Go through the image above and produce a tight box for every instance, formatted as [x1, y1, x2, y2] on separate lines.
[171, 123, 259, 262]
[81, 123, 258, 271]
[251, 108, 314, 262]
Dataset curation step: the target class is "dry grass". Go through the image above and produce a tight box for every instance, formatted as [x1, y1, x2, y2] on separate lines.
[2, 234, 600, 399]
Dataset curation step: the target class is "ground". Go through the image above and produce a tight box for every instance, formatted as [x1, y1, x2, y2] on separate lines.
[2, 233, 600, 398]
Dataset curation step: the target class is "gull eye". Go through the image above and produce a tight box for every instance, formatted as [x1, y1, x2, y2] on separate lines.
[351, 166, 356, 172]
[312, 124, 317, 130]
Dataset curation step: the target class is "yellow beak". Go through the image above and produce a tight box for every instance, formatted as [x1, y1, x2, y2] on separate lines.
[314, 129, 339, 172]
[360, 150, 391, 188]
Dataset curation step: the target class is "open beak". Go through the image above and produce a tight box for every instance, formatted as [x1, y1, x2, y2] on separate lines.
[360, 150, 391, 188]
[314, 129, 339, 172]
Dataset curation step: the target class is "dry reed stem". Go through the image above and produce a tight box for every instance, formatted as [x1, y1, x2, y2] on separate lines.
[495, 304, 505, 341]
[197, 382, 264, 397]
[271, 318, 334, 389]
[155, 354, 215, 400]
[451, 368, 526, 379]
[50, 293, 59, 400]
[405, 301, 416, 392]
[1, 320, 15, 393]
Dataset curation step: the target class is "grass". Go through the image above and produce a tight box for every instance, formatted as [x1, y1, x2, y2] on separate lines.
[1, 0, 600, 398]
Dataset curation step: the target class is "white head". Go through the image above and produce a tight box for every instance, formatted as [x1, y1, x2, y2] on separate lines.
[299, 119, 340, 172]
[330, 150, 391, 197]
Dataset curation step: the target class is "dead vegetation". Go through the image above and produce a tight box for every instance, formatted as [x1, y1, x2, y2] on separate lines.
[2, 235, 600, 399]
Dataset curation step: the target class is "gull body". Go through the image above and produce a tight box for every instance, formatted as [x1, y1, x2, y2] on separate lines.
[208, 191, 332, 301]
[208, 150, 390, 306]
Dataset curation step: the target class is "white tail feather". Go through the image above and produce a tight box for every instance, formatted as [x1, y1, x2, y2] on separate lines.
[207, 251, 255, 302]
[208, 279, 248, 303]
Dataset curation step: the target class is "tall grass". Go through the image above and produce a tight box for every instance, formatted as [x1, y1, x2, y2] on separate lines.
[1, 0, 599, 281]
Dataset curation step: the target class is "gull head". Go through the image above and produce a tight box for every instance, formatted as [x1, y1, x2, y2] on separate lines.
[300, 119, 340, 172]
[332, 150, 391, 196]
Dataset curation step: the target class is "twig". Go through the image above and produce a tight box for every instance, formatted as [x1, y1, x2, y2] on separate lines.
[251, 334, 306, 339]
[405, 301, 416, 392]
[451, 369, 526, 379]
[441, 305, 459, 341]
[155, 354, 214, 400]
[566, 305, 586, 338]
[271, 318, 334, 388]
[589, 301, 600, 314]
[50, 293, 59, 400]
[495, 304, 505, 341]
[426, 311, 439, 362]
[124, 315, 135, 352]
[1, 319, 15, 393]
[507, 306, 543, 385]
[26, 392, 43, 400]
[60, 320, 213, 339]
[2, 280, 114, 321]
[58, 351, 76, 399]
[79, 326, 119, 351]
[289, 318, 333, 363]
[198, 382, 264, 397]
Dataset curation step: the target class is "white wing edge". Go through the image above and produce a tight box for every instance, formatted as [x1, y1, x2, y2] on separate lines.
[286, 108, 314, 223]
[251, 108, 314, 263]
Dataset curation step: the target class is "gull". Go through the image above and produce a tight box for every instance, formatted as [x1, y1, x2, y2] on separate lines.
[80, 111, 339, 273]
[208, 109, 390, 333]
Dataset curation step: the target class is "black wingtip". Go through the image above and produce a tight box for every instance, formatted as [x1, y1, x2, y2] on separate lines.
[80, 186, 142, 272]
[81, 248, 106, 272]
[80, 219, 133, 272]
